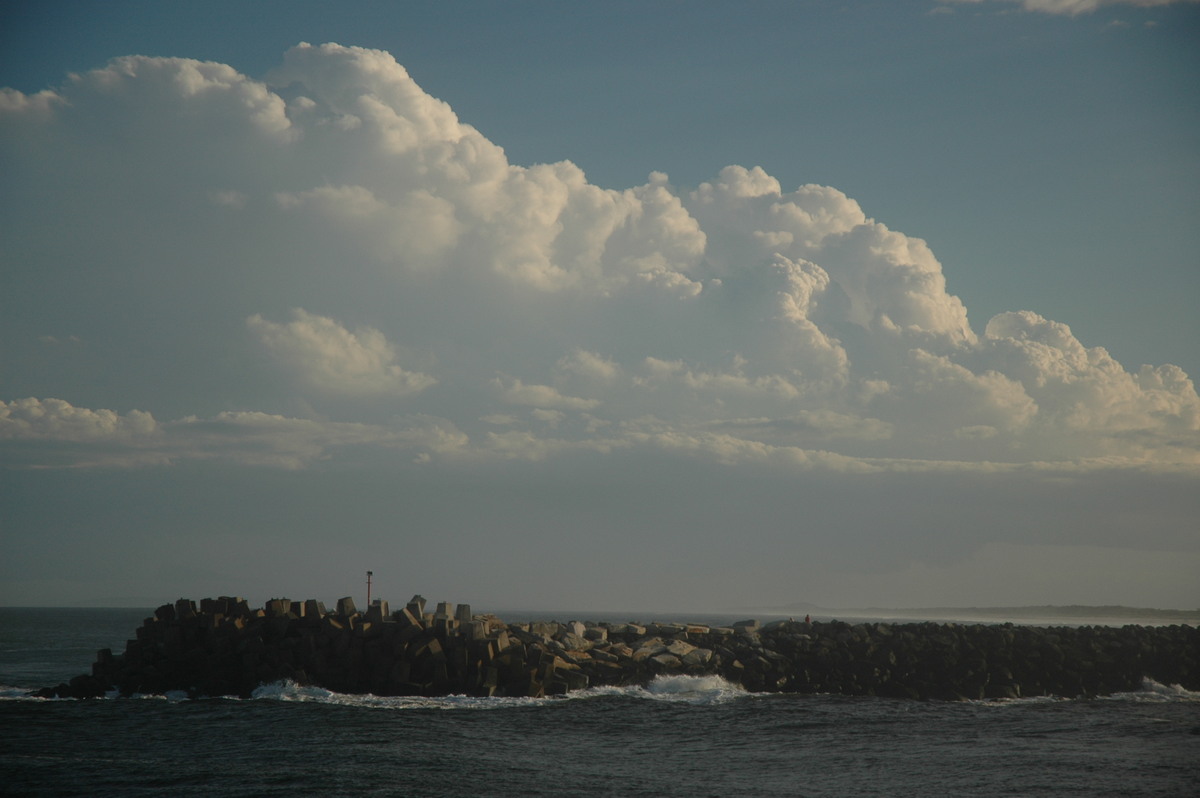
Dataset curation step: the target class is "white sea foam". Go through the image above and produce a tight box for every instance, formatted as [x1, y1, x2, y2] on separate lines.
[604, 674, 750, 705]
[245, 674, 749, 710]
[121, 690, 191, 702]
[978, 676, 1200, 707]
[1106, 678, 1200, 703]
[250, 679, 551, 710]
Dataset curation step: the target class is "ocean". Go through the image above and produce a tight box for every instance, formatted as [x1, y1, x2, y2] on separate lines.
[2, 608, 1197, 797]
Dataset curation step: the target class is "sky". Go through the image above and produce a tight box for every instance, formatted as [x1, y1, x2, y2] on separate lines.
[1, 0, 1198, 613]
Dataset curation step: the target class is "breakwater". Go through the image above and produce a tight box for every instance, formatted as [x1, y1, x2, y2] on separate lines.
[37, 596, 1198, 701]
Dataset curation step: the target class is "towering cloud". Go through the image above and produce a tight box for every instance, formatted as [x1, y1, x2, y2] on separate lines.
[1, 43, 1196, 473]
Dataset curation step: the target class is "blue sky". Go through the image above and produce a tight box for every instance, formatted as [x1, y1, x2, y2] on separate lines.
[2, 1, 1198, 611]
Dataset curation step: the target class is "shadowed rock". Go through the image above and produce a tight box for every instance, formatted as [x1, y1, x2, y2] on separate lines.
[34, 597, 1199, 701]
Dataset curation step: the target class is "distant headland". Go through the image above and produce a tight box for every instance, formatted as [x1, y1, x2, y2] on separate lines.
[756, 603, 1200, 625]
[36, 595, 1198, 702]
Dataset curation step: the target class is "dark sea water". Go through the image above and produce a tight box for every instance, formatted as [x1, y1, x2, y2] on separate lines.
[2, 608, 1198, 797]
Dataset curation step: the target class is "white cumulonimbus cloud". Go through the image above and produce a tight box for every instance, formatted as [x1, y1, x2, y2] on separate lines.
[0, 42, 1197, 471]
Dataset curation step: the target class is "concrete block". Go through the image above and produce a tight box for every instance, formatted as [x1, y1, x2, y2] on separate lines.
[414, 638, 444, 660]
[666, 640, 697, 658]
[407, 595, 426, 617]
[456, 603, 472, 624]
[559, 633, 592, 652]
[366, 600, 390, 624]
[471, 639, 498, 662]
[336, 597, 357, 617]
[531, 621, 559, 638]
[395, 607, 422, 628]
[394, 623, 422, 645]
[561, 669, 589, 691]
[464, 620, 485, 640]
[634, 637, 667, 654]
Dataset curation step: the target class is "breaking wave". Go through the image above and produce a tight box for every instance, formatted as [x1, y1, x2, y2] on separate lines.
[6, 675, 1193, 707]
[246, 673, 749, 709]
[1106, 678, 1200, 703]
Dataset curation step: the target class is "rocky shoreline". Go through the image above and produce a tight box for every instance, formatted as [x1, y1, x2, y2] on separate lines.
[37, 596, 1198, 701]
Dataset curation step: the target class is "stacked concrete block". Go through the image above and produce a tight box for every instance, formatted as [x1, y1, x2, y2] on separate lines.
[366, 600, 390, 625]
[33, 596, 1200, 702]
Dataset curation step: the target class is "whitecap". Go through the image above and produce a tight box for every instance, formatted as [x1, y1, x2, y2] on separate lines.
[243, 675, 750, 710]
[0, 685, 43, 701]
[248, 679, 552, 710]
[573, 674, 749, 705]
[1105, 678, 1200, 703]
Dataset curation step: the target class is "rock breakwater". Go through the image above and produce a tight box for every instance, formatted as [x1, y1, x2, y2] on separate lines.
[38, 596, 1198, 701]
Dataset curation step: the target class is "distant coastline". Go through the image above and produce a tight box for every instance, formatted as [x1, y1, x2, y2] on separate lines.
[753, 603, 1200, 625]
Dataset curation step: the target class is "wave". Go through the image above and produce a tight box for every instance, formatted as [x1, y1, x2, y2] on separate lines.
[247, 674, 750, 710]
[973, 677, 1200, 707]
[242, 676, 1199, 708]
[248, 680, 545, 710]
[5, 675, 1192, 706]
[0, 685, 38, 700]
[1105, 678, 1200, 703]
[577, 674, 750, 706]
[2, 675, 746, 707]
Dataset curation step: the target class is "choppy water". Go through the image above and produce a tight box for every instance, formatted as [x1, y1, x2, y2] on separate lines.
[2, 608, 1197, 797]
